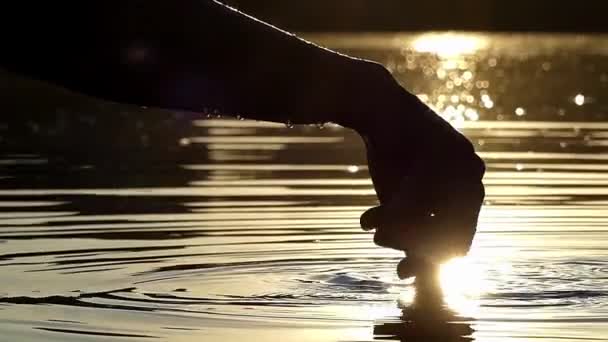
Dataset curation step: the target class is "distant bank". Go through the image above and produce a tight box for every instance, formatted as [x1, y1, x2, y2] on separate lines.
[222, 0, 607, 33]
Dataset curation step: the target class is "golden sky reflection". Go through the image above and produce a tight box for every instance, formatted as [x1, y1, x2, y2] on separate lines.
[408, 33, 490, 127]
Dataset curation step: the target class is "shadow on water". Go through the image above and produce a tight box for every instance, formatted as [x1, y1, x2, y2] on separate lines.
[374, 275, 474, 342]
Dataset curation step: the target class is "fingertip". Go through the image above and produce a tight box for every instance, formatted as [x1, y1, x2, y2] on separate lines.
[397, 258, 416, 280]
[360, 205, 383, 230]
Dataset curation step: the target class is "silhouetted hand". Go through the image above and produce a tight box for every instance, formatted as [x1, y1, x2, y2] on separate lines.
[350, 64, 486, 279]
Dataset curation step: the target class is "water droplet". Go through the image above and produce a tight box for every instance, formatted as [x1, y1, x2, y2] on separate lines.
[285, 120, 294, 129]
[316, 123, 325, 130]
[347, 165, 360, 173]
[574, 94, 585, 106]
[516, 163, 525, 171]
[430, 212, 436, 217]
[515, 107, 526, 116]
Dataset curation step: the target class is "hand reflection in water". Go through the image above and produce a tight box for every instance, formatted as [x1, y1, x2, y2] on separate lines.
[374, 273, 475, 342]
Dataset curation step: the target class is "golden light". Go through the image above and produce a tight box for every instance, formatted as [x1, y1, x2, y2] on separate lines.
[398, 287, 416, 305]
[410, 33, 487, 126]
[412, 33, 487, 57]
[347, 165, 360, 173]
[439, 257, 485, 316]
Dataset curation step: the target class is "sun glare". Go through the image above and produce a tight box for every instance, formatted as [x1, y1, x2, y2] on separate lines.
[409, 33, 487, 125]
[412, 33, 487, 57]
[439, 257, 485, 316]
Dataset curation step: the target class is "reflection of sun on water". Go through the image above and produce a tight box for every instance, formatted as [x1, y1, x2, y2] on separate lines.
[420, 33, 490, 312]
[398, 286, 417, 305]
[411, 33, 489, 128]
[407, 34, 490, 315]
[412, 33, 487, 57]
[439, 257, 485, 317]
[394, 257, 486, 319]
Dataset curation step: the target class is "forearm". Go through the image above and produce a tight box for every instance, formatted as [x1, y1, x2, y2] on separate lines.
[0, 1, 364, 125]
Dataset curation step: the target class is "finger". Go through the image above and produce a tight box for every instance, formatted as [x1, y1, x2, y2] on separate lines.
[373, 219, 418, 251]
[397, 257, 416, 280]
[371, 201, 431, 251]
[360, 205, 385, 231]
[431, 181, 485, 256]
[363, 204, 426, 251]
[397, 255, 440, 280]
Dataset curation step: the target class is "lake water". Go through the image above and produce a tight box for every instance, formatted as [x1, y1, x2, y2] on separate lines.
[1, 32, 607, 341]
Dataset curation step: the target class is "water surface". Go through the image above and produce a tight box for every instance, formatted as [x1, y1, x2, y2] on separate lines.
[1, 32, 607, 341]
